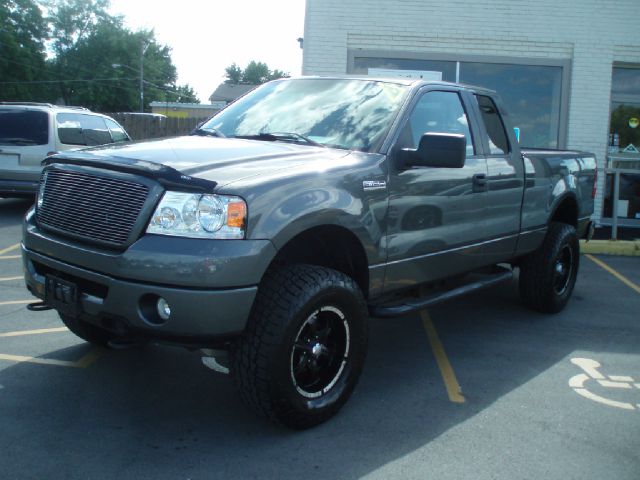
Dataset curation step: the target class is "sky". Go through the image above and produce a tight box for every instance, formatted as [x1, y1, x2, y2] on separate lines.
[108, 0, 306, 103]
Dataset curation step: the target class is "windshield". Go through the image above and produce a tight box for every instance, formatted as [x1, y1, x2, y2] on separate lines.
[0, 109, 49, 145]
[201, 78, 409, 152]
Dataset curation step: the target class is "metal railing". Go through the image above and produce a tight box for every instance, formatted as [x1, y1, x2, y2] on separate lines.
[605, 155, 640, 240]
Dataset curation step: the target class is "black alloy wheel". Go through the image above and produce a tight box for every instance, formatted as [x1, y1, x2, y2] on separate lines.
[553, 244, 574, 296]
[232, 264, 368, 429]
[519, 221, 580, 313]
[290, 305, 350, 399]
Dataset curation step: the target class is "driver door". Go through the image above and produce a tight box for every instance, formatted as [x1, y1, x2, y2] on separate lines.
[384, 88, 488, 292]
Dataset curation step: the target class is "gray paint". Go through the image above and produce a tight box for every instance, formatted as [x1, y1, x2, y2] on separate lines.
[21, 77, 595, 341]
[22, 244, 256, 337]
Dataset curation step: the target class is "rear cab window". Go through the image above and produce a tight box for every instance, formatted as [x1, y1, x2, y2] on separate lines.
[475, 95, 510, 155]
[57, 113, 112, 146]
[0, 109, 49, 146]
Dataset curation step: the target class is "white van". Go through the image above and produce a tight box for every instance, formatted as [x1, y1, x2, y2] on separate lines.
[0, 102, 130, 197]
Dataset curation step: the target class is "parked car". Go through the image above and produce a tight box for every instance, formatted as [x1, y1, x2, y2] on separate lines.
[0, 102, 130, 197]
[22, 77, 596, 428]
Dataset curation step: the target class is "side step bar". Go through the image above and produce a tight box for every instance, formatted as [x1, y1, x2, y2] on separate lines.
[369, 267, 514, 318]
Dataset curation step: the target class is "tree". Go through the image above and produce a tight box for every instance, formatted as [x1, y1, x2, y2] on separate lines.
[168, 84, 200, 103]
[224, 63, 243, 85]
[0, 0, 49, 101]
[43, 1, 181, 111]
[224, 61, 289, 85]
[242, 61, 271, 84]
[46, 0, 118, 56]
[0, 0, 195, 110]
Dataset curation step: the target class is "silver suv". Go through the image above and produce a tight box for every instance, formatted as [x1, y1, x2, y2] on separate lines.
[0, 102, 130, 197]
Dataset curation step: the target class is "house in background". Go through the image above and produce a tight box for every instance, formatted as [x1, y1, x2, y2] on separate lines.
[208, 84, 258, 106]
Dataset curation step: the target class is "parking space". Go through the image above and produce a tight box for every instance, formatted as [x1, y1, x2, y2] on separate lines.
[1, 197, 639, 480]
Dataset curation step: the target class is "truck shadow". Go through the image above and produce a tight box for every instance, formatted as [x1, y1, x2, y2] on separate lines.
[1, 256, 638, 479]
[0, 198, 32, 228]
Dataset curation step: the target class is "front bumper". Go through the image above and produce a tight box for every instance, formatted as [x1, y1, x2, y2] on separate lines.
[22, 210, 277, 342]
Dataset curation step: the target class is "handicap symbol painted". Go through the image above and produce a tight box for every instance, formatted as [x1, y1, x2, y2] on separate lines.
[569, 358, 640, 411]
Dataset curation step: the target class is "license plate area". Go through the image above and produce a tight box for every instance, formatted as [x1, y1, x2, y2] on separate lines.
[45, 275, 80, 317]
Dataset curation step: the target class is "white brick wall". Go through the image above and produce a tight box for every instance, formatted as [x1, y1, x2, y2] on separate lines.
[303, 0, 640, 223]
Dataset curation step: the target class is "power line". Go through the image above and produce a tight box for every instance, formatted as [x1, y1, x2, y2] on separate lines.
[0, 77, 137, 85]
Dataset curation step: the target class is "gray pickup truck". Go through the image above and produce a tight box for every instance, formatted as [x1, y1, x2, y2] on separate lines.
[22, 77, 596, 428]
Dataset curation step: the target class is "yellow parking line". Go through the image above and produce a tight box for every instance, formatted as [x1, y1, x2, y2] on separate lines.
[421, 310, 466, 404]
[0, 243, 19, 256]
[0, 353, 78, 367]
[0, 276, 22, 282]
[0, 348, 103, 368]
[0, 300, 33, 306]
[0, 327, 68, 337]
[585, 254, 640, 295]
[0, 255, 21, 260]
[75, 348, 104, 368]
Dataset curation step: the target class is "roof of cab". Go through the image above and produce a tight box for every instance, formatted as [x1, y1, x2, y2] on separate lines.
[282, 75, 497, 95]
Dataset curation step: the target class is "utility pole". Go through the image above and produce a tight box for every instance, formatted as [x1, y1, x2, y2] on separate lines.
[139, 41, 145, 112]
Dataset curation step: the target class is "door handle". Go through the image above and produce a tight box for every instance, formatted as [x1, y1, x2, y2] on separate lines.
[472, 173, 488, 192]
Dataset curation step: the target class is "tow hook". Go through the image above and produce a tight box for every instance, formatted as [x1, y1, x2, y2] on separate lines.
[26, 301, 53, 312]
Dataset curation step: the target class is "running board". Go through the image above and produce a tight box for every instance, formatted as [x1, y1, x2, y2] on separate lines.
[369, 267, 514, 318]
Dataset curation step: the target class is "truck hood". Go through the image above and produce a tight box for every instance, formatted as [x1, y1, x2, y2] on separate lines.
[46, 136, 350, 189]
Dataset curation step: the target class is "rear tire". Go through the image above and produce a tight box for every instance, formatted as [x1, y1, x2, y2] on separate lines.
[59, 313, 116, 347]
[232, 264, 368, 429]
[519, 222, 579, 313]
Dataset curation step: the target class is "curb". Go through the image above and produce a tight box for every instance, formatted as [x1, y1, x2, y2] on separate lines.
[580, 239, 640, 257]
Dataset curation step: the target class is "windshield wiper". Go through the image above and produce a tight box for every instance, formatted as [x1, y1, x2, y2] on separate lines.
[233, 132, 325, 147]
[190, 127, 226, 138]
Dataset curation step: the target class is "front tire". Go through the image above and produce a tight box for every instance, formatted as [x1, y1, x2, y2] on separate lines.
[519, 222, 579, 313]
[232, 264, 368, 429]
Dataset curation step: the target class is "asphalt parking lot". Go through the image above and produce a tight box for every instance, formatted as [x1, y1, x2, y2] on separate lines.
[1, 197, 639, 480]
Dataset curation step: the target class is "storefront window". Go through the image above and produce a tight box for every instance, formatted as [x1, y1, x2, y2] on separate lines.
[603, 173, 640, 221]
[604, 66, 640, 226]
[351, 52, 567, 150]
[353, 57, 457, 82]
[460, 63, 562, 149]
[609, 67, 640, 154]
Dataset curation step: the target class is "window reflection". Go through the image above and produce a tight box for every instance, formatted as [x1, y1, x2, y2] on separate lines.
[399, 91, 475, 156]
[206, 79, 408, 152]
[460, 62, 562, 149]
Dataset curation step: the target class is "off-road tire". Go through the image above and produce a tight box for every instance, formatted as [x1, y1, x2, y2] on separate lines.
[59, 313, 116, 347]
[519, 222, 579, 313]
[232, 264, 368, 429]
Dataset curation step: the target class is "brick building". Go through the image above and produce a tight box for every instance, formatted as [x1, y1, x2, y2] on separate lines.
[302, 0, 640, 227]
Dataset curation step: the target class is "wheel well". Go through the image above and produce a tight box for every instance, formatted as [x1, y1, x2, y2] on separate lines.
[550, 196, 578, 228]
[270, 226, 370, 298]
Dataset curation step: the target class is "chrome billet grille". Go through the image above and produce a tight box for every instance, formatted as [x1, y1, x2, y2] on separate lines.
[36, 169, 149, 246]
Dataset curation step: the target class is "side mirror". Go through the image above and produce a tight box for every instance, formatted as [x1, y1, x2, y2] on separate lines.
[399, 132, 466, 169]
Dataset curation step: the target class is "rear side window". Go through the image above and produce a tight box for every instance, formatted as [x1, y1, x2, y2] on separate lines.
[0, 109, 49, 145]
[57, 113, 112, 146]
[476, 95, 510, 155]
[104, 118, 129, 142]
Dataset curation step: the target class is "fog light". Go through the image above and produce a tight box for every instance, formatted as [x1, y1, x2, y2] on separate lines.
[156, 297, 171, 321]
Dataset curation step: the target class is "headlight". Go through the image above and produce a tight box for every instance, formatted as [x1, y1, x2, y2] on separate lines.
[147, 192, 247, 239]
